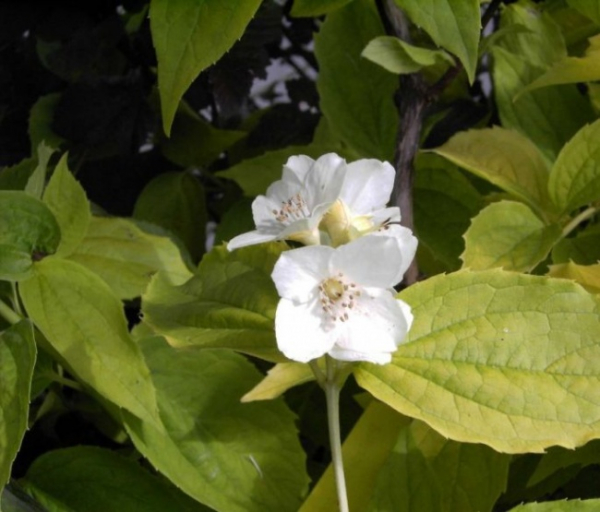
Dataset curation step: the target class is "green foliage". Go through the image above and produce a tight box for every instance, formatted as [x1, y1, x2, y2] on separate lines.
[355, 269, 600, 453]
[548, 262, 600, 294]
[567, 0, 600, 25]
[491, 0, 594, 161]
[393, 0, 480, 82]
[300, 401, 413, 511]
[28, 94, 65, 152]
[528, 440, 600, 487]
[314, 0, 398, 160]
[509, 499, 600, 511]
[519, 35, 600, 96]
[548, 119, 600, 214]
[365, 419, 509, 511]
[134, 171, 207, 262]
[68, 216, 193, 300]
[413, 155, 483, 273]
[431, 126, 554, 216]
[19, 258, 161, 428]
[290, 0, 353, 17]
[0, 192, 61, 281]
[362, 37, 454, 75]
[462, 201, 561, 272]
[0, 321, 35, 486]
[1, 0, 600, 509]
[24, 144, 53, 200]
[42, 154, 90, 257]
[21, 446, 211, 512]
[143, 243, 284, 362]
[124, 336, 309, 512]
[160, 103, 246, 168]
[150, 0, 262, 135]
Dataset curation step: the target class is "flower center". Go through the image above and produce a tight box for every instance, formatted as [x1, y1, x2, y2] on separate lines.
[318, 273, 361, 324]
[272, 193, 309, 224]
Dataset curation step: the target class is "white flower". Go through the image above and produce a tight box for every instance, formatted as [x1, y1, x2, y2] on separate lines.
[227, 153, 417, 252]
[227, 154, 346, 250]
[271, 235, 414, 364]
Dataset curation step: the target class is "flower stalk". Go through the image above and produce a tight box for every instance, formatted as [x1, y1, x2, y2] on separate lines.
[325, 356, 349, 512]
[0, 299, 21, 325]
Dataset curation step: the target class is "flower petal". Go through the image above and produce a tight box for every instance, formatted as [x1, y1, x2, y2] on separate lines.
[331, 236, 403, 288]
[251, 196, 286, 232]
[264, 179, 303, 205]
[271, 245, 332, 301]
[371, 225, 418, 281]
[342, 159, 395, 214]
[329, 292, 411, 363]
[227, 230, 278, 251]
[282, 155, 315, 183]
[275, 298, 335, 362]
[303, 153, 346, 209]
[328, 346, 392, 364]
[396, 298, 414, 333]
[370, 206, 401, 225]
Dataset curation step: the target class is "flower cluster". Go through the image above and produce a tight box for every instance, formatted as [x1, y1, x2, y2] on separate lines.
[228, 153, 417, 364]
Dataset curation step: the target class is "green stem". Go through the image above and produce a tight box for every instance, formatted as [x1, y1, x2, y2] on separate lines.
[561, 206, 598, 238]
[309, 359, 326, 389]
[0, 299, 21, 325]
[325, 356, 349, 512]
[51, 373, 83, 392]
[11, 283, 24, 316]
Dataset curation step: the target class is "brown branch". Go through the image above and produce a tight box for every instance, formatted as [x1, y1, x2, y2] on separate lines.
[379, 0, 423, 286]
[378, 0, 503, 286]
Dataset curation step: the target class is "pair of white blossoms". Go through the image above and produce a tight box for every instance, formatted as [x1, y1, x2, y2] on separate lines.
[228, 153, 417, 365]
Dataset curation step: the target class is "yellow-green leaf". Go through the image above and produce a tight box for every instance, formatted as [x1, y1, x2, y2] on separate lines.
[548, 119, 600, 214]
[362, 36, 454, 75]
[431, 127, 554, 214]
[462, 201, 561, 272]
[365, 418, 509, 511]
[509, 499, 600, 511]
[150, 0, 262, 135]
[143, 243, 284, 362]
[355, 269, 600, 454]
[69, 216, 193, 300]
[0, 191, 61, 281]
[124, 337, 308, 512]
[492, 46, 593, 161]
[24, 143, 54, 200]
[548, 262, 600, 294]
[0, 321, 36, 486]
[394, 0, 480, 82]
[498, 0, 566, 67]
[300, 401, 412, 512]
[19, 258, 160, 428]
[43, 154, 90, 257]
[519, 35, 600, 97]
[241, 362, 315, 402]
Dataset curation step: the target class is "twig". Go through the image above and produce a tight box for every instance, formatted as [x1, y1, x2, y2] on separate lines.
[378, 0, 503, 286]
